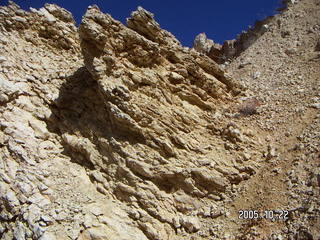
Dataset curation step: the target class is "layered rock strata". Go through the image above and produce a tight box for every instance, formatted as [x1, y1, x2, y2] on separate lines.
[0, 2, 261, 240]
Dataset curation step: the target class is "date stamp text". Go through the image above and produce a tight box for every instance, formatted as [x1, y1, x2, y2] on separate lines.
[238, 210, 289, 220]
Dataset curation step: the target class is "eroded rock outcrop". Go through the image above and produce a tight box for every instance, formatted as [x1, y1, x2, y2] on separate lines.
[0, 2, 147, 239]
[193, 33, 221, 55]
[72, 5, 253, 239]
[0, 1, 79, 50]
[0, 2, 259, 240]
[193, 17, 273, 63]
[193, 1, 303, 64]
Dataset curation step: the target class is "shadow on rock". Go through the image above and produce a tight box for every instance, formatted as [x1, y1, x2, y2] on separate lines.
[46, 67, 145, 169]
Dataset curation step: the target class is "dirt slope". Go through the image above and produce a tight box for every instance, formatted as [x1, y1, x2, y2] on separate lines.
[222, 0, 320, 239]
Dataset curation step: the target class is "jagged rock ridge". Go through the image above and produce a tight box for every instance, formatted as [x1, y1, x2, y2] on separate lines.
[0, 2, 258, 239]
[193, 5, 286, 63]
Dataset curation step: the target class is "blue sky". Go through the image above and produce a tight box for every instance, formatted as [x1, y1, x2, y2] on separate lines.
[4, 0, 282, 46]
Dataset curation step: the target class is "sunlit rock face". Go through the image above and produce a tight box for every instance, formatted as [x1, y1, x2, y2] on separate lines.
[0, 1, 274, 239]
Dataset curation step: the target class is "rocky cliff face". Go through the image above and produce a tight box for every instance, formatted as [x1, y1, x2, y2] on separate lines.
[0, 0, 319, 240]
[0, 2, 253, 239]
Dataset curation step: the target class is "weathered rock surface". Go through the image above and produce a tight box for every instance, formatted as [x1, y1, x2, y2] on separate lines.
[0, 0, 319, 239]
[0, 1, 252, 239]
[193, 33, 221, 55]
